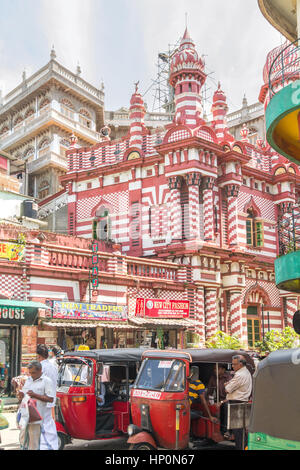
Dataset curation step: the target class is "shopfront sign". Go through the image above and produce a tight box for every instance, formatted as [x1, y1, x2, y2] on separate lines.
[50, 301, 128, 321]
[0, 242, 25, 262]
[135, 298, 189, 319]
[0, 306, 38, 325]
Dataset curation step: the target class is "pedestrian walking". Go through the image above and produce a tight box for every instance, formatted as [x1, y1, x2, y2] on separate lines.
[18, 361, 55, 450]
[36, 344, 58, 450]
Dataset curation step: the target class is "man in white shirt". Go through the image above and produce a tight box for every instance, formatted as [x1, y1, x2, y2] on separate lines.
[36, 344, 58, 450]
[224, 355, 252, 450]
[19, 361, 55, 450]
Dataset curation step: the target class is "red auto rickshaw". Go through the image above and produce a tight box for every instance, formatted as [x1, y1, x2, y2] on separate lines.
[128, 349, 255, 450]
[55, 348, 144, 449]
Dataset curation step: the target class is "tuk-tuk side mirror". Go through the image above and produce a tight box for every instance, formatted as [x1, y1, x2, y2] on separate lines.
[97, 363, 103, 375]
[293, 311, 300, 335]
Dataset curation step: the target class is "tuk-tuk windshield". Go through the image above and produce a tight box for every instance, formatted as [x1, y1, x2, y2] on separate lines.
[135, 359, 185, 392]
[58, 359, 93, 386]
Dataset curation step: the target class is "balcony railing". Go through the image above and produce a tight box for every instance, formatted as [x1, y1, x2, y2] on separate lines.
[278, 203, 300, 256]
[268, 39, 300, 96]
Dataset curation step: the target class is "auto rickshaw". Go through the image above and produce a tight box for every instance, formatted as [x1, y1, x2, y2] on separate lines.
[127, 348, 255, 450]
[248, 348, 300, 450]
[55, 348, 145, 450]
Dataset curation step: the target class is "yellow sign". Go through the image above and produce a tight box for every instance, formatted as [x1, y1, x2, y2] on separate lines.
[77, 345, 90, 351]
[0, 242, 25, 262]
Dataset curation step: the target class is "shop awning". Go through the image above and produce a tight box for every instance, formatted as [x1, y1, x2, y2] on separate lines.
[43, 321, 140, 329]
[129, 317, 201, 328]
[0, 299, 50, 326]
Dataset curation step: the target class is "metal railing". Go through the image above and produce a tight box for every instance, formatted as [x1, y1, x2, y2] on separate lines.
[268, 39, 300, 96]
[278, 203, 300, 256]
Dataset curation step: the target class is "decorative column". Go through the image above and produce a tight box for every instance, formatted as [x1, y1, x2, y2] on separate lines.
[286, 297, 298, 327]
[195, 287, 205, 343]
[203, 176, 216, 241]
[229, 290, 246, 342]
[205, 288, 218, 338]
[186, 172, 201, 239]
[225, 184, 240, 247]
[168, 176, 182, 241]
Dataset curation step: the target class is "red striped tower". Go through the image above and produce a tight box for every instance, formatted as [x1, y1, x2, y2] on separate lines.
[195, 287, 205, 343]
[225, 184, 240, 247]
[186, 172, 201, 239]
[205, 289, 218, 338]
[168, 176, 182, 241]
[169, 28, 206, 128]
[129, 82, 146, 149]
[211, 83, 228, 141]
[203, 176, 216, 241]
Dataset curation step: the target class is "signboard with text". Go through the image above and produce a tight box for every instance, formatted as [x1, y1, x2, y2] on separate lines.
[50, 301, 128, 322]
[0, 242, 25, 262]
[135, 298, 189, 319]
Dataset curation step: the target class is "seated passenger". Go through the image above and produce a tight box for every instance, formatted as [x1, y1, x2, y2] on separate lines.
[207, 363, 232, 402]
[188, 366, 217, 423]
[96, 381, 106, 408]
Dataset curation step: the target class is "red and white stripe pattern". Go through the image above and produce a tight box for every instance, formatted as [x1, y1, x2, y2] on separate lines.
[211, 83, 228, 141]
[186, 173, 201, 239]
[286, 297, 298, 327]
[225, 185, 240, 246]
[195, 287, 205, 341]
[168, 177, 182, 241]
[229, 291, 247, 342]
[203, 177, 215, 241]
[129, 87, 146, 150]
[205, 289, 218, 338]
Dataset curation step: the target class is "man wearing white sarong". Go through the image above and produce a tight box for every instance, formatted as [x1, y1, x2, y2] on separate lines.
[36, 344, 58, 450]
[19, 361, 55, 450]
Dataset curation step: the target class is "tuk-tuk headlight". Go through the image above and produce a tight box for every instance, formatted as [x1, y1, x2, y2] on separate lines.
[127, 424, 140, 436]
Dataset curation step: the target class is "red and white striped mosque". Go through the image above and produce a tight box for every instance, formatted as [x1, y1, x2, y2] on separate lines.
[1, 30, 300, 387]
[59, 28, 300, 346]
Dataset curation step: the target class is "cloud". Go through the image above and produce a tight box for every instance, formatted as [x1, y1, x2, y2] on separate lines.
[38, 0, 100, 85]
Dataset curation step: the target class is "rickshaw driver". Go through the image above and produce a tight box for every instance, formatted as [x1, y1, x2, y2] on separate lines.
[188, 366, 218, 423]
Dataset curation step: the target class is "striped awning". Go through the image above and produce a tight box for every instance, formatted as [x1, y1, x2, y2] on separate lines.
[43, 321, 140, 329]
[129, 317, 201, 328]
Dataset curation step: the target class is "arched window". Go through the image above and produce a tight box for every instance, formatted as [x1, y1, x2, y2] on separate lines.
[25, 108, 35, 121]
[288, 166, 296, 174]
[93, 208, 111, 241]
[246, 305, 261, 348]
[274, 167, 286, 176]
[246, 208, 263, 247]
[60, 98, 75, 120]
[79, 108, 92, 129]
[13, 115, 23, 129]
[23, 147, 35, 162]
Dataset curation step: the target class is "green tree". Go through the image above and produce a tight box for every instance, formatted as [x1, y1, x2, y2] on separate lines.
[205, 331, 242, 350]
[255, 327, 300, 354]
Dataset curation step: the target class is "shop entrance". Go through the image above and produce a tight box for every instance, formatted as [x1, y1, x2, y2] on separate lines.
[0, 326, 20, 396]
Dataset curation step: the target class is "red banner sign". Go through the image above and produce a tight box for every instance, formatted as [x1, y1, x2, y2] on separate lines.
[135, 298, 189, 319]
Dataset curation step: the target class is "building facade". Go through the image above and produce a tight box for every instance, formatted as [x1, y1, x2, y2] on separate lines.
[60, 29, 300, 348]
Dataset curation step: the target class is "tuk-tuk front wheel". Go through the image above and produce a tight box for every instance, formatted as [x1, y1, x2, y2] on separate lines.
[57, 432, 68, 451]
[129, 442, 156, 450]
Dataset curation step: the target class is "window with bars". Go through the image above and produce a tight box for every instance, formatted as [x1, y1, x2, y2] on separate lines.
[130, 202, 140, 247]
[246, 210, 264, 247]
[247, 306, 261, 348]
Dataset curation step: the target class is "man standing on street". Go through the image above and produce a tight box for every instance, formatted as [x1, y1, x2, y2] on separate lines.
[19, 361, 54, 450]
[36, 344, 58, 450]
[224, 355, 252, 450]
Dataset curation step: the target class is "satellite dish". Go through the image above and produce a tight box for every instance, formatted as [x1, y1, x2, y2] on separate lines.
[293, 310, 300, 335]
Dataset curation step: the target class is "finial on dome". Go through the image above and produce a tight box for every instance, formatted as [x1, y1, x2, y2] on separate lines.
[134, 80, 140, 93]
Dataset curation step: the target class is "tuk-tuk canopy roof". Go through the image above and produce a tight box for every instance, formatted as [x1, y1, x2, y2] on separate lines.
[249, 348, 300, 442]
[141, 348, 255, 374]
[63, 347, 148, 363]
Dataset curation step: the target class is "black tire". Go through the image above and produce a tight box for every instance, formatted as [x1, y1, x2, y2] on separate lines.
[57, 432, 67, 451]
[129, 442, 156, 450]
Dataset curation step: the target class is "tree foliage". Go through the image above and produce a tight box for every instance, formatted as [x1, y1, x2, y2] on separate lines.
[205, 331, 242, 350]
[255, 327, 300, 353]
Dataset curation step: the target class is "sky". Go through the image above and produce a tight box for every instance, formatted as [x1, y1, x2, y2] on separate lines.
[0, 0, 284, 114]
